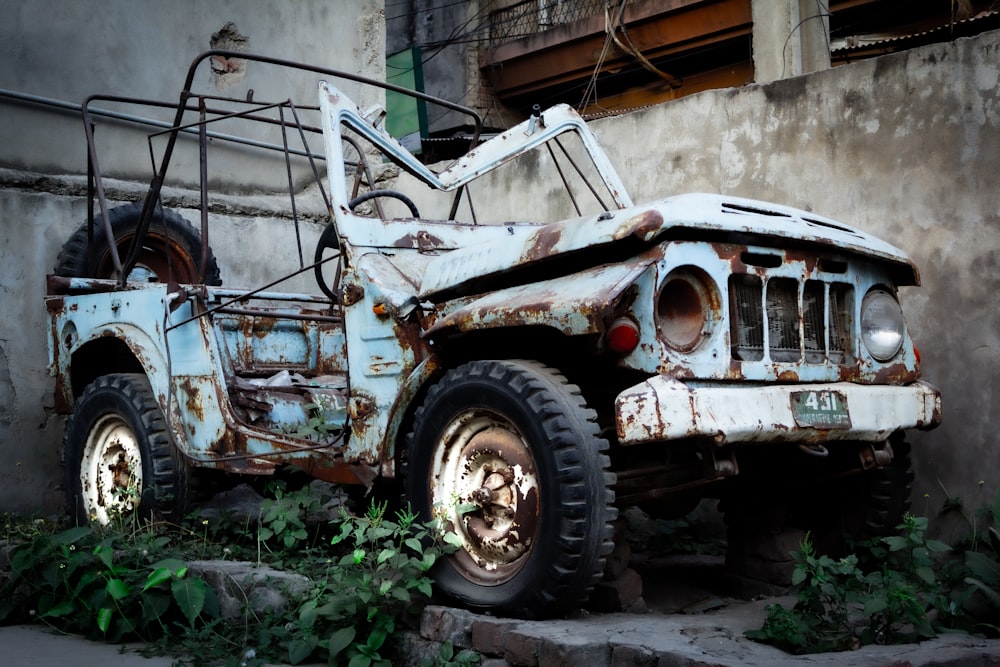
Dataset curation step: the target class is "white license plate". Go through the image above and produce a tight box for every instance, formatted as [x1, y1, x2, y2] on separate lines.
[790, 390, 851, 429]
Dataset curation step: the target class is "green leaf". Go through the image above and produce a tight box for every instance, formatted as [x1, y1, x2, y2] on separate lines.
[96, 607, 113, 634]
[883, 535, 908, 552]
[967, 551, 1000, 586]
[298, 599, 318, 628]
[171, 577, 206, 625]
[439, 640, 455, 661]
[39, 600, 76, 618]
[967, 577, 1000, 609]
[71, 570, 99, 598]
[443, 532, 463, 548]
[378, 579, 393, 596]
[455, 502, 478, 515]
[143, 567, 174, 591]
[367, 625, 388, 651]
[353, 548, 366, 565]
[149, 557, 186, 572]
[863, 596, 887, 616]
[404, 537, 423, 553]
[287, 637, 316, 665]
[105, 578, 130, 601]
[377, 548, 395, 565]
[141, 590, 172, 624]
[925, 539, 951, 553]
[915, 566, 936, 585]
[348, 654, 373, 667]
[328, 626, 357, 657]
[52, 526, 93, 546]
[93, 543, 114, 568]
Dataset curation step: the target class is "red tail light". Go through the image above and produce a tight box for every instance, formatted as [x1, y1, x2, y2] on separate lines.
[607, 317, 640, 354]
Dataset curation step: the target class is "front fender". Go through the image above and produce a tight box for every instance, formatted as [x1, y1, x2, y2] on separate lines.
[423, 260, 651, 339]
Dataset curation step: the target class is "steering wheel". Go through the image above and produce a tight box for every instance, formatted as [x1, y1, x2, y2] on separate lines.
[348, 189, 420, 218]
[314, 223, 341, 303]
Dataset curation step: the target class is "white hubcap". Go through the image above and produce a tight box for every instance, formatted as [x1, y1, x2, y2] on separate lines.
[79, 414, 143, 524]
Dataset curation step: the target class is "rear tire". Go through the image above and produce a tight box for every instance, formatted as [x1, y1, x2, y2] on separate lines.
[405, 359, 616, 617]
[63, 373, 189, 525]
[55, 203, 221, 285]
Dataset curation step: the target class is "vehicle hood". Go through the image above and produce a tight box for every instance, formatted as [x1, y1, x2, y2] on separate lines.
[416, 193, 919, 299]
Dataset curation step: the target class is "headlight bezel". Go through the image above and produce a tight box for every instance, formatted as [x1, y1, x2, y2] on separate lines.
[860, 288, 906, 362]
[656, 266, 720, 353]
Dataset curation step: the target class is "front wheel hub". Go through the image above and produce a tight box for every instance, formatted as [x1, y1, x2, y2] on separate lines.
[432, 415, 540, 585]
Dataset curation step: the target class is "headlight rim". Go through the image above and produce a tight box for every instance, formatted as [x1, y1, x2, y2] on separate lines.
[656, 266, 719, 353]
[860, 288, 906, 362]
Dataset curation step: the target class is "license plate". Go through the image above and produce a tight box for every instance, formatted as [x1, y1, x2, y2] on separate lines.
[790, 390, 851, 429]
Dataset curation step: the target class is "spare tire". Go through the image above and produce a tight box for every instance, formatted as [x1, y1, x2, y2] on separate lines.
[55, 203, 222, 285]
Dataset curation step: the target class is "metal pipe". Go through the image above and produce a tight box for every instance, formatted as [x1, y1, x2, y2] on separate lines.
[0, 87, 325, 161]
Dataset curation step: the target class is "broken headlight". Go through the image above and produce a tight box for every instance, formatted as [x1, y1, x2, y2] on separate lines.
[656, 267, 718, 352]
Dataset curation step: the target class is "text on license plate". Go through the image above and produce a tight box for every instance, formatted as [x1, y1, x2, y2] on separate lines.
[790, 390, 851, 429]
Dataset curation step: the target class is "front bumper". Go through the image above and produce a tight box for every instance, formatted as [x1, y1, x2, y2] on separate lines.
[615, 378, 941, 445]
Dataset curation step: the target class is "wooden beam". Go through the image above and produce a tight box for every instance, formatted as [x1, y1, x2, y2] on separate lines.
[483, 0, 752, 100]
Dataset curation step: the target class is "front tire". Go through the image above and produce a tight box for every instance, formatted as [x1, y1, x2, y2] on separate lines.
[63, 374, 188, 525]
[406, 360, 616, 617]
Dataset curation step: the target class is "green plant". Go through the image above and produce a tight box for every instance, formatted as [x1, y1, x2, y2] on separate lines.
[746, 514, 951, 653]
[420, 640, 481, 667]
[0, 523, 216, 642]
[284, 397, 343, 442]
[257, 480, 321, 551]
[280, 499, 459, 666]
[0, 486, 461, 666]
[950, 488, 1000, 636]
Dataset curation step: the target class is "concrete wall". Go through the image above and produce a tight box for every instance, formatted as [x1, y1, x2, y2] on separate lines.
[0, 0, 385, 515]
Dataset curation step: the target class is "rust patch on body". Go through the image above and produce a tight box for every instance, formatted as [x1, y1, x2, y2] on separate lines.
[179, 377, 205, 423]
[621, 209, 664, 241]
[523, 224, 562, 261]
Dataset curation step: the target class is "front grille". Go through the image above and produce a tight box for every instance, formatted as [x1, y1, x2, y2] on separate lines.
[730, 275, 854, 364]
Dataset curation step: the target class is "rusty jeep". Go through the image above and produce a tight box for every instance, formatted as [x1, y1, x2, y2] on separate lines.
[45, 52, 941, 616]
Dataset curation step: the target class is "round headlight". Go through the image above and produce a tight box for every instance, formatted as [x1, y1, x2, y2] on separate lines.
[861, 289, 905, 361]
[657, 268, 717, 351]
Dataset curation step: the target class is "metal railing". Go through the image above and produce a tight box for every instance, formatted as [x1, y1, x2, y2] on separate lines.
[489, 0, 632, 45]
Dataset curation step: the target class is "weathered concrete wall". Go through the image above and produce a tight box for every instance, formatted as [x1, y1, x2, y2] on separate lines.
[0, 0, 385, 514]
[0, 0, 386, 189]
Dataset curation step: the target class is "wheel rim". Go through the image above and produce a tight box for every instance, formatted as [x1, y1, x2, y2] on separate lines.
[79, 413, 144, 524]
[95, 233, 199, 283]
[430, 410, 540, 586]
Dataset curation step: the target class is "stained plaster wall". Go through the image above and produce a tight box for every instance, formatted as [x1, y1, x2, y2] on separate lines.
[0, 0, 385, 514]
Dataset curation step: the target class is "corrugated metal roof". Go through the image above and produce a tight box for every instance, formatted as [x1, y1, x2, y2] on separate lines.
[832, 9, 1000, 54]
